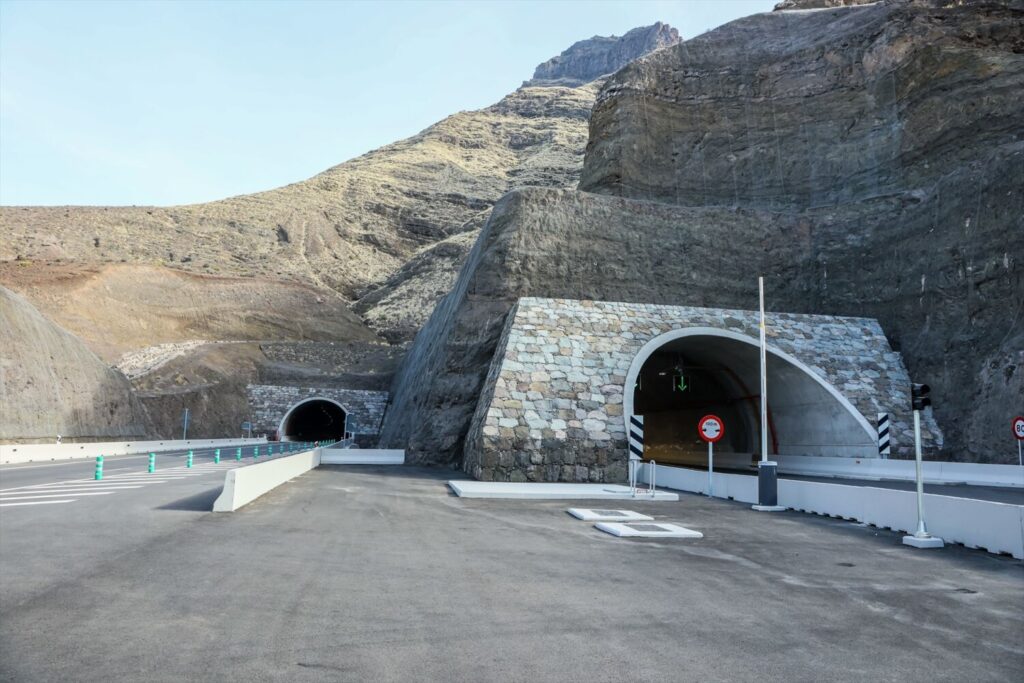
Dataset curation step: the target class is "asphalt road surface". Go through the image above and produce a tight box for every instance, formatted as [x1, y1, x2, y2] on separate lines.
[1, 464, 1021, 682]
[0, 443, 307, 495]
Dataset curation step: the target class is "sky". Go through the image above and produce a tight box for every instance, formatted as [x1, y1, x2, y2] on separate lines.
[0, 0, 774, 207]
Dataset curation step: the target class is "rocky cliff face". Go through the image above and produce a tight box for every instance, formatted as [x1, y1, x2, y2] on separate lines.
[0, 27, 676, 440]
[0, 286, 145, 441]
[528, 23, 680, 87]
[383, 0, 1023, 464]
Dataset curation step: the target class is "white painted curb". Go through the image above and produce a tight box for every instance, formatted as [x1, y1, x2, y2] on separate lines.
[447, 481, 679, 500]
[320, 449, 405, 465]
[213, 448, 321, 512]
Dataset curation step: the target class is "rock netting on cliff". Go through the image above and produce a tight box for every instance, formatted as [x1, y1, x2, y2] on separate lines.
[383, 0, 1023, 465]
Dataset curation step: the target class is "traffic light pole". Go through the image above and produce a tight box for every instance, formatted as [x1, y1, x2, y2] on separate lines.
[903, 408, 944, 549]
[753, 276, 784, 512]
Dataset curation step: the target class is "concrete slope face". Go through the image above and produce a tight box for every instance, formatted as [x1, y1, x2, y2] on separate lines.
[0, 286, 145, 442]
[382, 0, 1023, 465]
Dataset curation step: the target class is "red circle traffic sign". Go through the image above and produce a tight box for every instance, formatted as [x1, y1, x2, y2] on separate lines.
[1013, 416, 1024, 441]
[699, 415, 725, 443]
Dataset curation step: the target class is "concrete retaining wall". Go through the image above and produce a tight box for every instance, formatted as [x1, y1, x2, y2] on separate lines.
[641, 464, 1024, 559]
[320, 449, 405, 465]
[213, 448, 321, 512]
[0, 437, 269, 465]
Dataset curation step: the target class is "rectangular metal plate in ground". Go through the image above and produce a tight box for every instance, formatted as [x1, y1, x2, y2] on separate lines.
[595, 522, 704, 538]
[567, 508, 655, 521]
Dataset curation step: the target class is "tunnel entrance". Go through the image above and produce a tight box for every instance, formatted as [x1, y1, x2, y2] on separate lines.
[279, 398, 348, 442]
[625, 329, 875, 469]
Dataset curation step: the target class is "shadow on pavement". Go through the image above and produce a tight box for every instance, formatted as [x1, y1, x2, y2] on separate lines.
[158, 486, 223, 512]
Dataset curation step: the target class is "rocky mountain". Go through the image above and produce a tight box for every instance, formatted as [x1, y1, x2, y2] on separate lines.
[0, 25, 679, 441]
[381, 0, 1023, 464]
[528, 22, 680, 87]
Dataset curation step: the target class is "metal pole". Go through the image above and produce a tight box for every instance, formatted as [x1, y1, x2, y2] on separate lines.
[1018, 439, 1021, 467]
[708, 441, 714, 498]
[754, 276, 782, 511]
[913, 409, 928, 537]
[759, 276, 768, 463]
[182, 408, 189, 440]
[902, 407, 943, 548]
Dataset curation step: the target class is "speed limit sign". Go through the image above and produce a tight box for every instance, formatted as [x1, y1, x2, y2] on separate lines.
[1014, 416, 1024, 441]
[699, 415, 724, 443]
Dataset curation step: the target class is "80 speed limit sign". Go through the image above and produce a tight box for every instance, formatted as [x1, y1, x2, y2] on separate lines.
[1014, 416, 1024, 441]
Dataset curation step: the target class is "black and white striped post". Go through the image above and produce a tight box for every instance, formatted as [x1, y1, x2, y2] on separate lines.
[877, 413, 891, 458]
[628, 414, 644, 491]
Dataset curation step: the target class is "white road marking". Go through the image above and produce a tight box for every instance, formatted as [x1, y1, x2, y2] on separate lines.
[0, 499, 75, 507]
[0, 491, 114, 500]
[10, 485, 146, 492]
[0, 462, 243, 493]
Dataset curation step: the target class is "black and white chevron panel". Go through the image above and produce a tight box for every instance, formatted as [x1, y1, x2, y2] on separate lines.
[628, 414, 644, 459]
[877, 412, 890, 458]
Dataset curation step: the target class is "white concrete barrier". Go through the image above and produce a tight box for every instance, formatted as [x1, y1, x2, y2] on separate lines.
[639, 464, 1024, 559]
[213, 448, 321, 512]
[0, 437, 269, 465]
[775, 454, 1024, 488]
[320, 449, 405, 465]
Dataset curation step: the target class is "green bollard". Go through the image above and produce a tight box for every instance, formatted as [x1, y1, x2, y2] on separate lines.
[94, 455, 104, 481]
[214, 448, 221, 464]
[236, 447, 242, 461]
[187, 450, 193, 468]
[148, 452, 156, 473]
[254, 446, 259, 460]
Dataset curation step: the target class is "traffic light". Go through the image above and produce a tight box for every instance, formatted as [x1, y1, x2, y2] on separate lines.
[911, 383, 931, 411]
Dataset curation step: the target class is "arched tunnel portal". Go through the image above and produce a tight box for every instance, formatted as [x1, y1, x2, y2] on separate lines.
[278, 398, 348, 443]
[625, 328, 876, 468]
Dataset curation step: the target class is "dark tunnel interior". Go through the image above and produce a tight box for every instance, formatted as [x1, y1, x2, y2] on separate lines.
[280, 400, 347, 442]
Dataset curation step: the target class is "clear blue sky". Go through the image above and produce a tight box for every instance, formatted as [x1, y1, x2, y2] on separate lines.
[0, 0, 774, 206]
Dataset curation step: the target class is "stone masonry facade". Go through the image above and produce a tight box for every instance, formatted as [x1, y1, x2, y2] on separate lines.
[247, 385, 388, 439]
[463, 298, 941, 483]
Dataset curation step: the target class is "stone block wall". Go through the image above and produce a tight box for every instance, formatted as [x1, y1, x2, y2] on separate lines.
[463, 297, 941, 482]
[247, 385, 388, 438]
